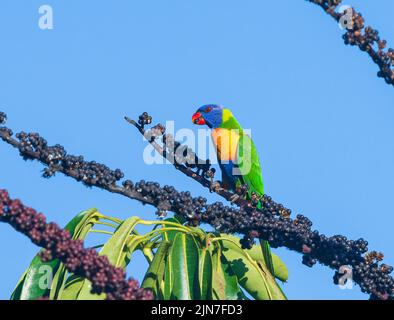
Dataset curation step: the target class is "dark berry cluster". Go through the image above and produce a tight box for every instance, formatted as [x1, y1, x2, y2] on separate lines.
[342, 11, 394, 85]
[0, 189, 153, 300]
[308, 0, 394, 87]
[138, 112, 152, 127]
[364, 251, 384, 264]
[161, 131, 212, 176]
[0, 112, 6, 125]
[128, 114, 213, 179]
[0, 129, 125, 188]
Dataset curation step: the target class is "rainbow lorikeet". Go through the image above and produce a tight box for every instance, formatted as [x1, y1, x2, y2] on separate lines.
[192, 104, 275, 275]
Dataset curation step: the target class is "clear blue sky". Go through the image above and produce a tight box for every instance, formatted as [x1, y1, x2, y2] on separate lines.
[0, 0, 393, 300]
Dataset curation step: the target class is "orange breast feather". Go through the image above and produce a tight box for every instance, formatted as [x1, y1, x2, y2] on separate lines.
[211, 128, 240, 162]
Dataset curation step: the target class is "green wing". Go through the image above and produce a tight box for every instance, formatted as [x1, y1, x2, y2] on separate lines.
[236, 133, 264, 196]
[236, 133, 275, 275]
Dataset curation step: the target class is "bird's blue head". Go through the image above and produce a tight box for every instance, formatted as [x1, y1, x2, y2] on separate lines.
[192, 105, 223, 129]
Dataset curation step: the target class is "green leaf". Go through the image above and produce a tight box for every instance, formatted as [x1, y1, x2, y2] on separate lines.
[211, 247, 244, 300]
[271, 255, 288, 283]
[162, 217, 183, 243]
[10, 271, 27, 300]
[219, 236, 287, 300]
[65, 208, 101, 238]
[167, 233, 200, 300]
[199, 248, 213, 300]
[11, 254, 59, 300]
[76, 216, 140, 300]
[163, 253, 173, 300]
[59, 275, 85, 300]
[222, 234, 289, 282]
[247, 244, 289, 282]
[100, 216, 140, 267]
[10, 208, 100, 300]
[259, 239, 275, 276]
[155, 251, 167, 300]
[162, 217, 186, 300]
[51, 209, 101, 300]
[173, 214, 187, 225]
[141, 241, 171, 299]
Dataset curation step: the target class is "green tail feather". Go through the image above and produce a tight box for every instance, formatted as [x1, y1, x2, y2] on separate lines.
[260, 239, 275, 276]
[256, 201, 275, 276]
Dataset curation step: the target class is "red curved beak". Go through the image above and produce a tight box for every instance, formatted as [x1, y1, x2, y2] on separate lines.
[192, 112, 206, 125]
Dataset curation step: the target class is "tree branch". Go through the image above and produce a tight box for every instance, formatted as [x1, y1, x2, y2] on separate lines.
[307, 0, 394, 87]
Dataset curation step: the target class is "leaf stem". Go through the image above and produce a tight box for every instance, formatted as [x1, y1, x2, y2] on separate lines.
[89, 229, 114, 236]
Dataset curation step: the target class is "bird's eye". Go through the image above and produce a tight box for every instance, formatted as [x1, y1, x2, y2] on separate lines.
[205, 106, 212, 113]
